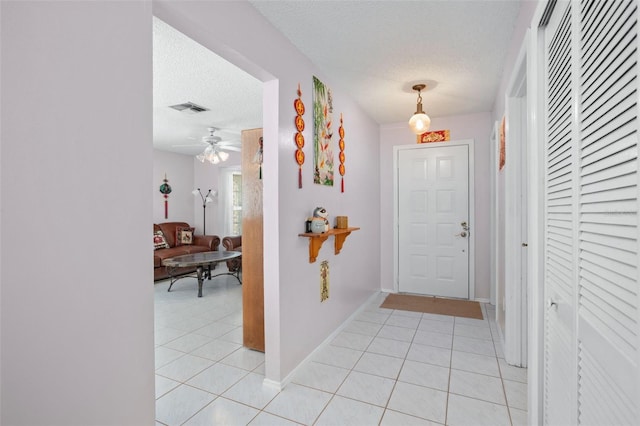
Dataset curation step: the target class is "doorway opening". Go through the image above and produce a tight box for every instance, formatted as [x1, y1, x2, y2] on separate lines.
[502, 41, 529, 367]
[151, 13, 269, 411]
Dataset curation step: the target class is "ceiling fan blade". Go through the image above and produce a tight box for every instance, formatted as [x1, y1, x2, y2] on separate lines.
[219, 146, 241, 152]
[172, 143, 206, 148]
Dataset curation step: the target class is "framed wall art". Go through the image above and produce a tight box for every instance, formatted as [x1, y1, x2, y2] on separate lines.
[313, 76, 334, 186]
[417, 129, 450, 143]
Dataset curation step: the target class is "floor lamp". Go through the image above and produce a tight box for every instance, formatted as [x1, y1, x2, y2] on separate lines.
[192, 188, 215, 235]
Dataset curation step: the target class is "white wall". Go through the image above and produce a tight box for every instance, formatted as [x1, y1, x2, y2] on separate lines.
[153, 149, 241, 238]
[1, 2, 154, 424]
[193, 151, 241, 238]
[492, 0, 540, 123]
[380, 112, 492, 300]
[154, 0, 381, 383]
[490, 0, 538, 335]
[153, 149, 195, 224]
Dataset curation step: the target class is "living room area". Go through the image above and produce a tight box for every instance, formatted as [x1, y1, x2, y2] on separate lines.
[152, 148, 243, 268]
[152, 12, 260, 252]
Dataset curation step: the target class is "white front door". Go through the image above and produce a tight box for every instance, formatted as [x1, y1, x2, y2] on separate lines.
[398, 144, 470, 299]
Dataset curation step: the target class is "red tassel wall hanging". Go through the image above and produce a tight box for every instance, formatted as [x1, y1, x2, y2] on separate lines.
[338, 114, 346, 193]
[159, 174, 172, 219]
[294, 83, 306, 188]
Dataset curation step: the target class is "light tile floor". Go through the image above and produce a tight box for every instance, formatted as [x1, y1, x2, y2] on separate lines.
[155, 273, 528, 425]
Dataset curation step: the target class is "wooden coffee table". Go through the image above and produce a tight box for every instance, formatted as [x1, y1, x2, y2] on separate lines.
[162, 251, 241, 297]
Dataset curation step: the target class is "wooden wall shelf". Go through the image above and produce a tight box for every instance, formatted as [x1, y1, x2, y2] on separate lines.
[298, 227, 360, 263]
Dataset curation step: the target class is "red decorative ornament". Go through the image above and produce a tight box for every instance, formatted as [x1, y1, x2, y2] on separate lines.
[338, 114, 346, 193]
[294, 83, 306, 188]
[159, 174, 172, 219]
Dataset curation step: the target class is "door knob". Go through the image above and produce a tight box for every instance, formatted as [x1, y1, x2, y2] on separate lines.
[456, 231, 468, 238]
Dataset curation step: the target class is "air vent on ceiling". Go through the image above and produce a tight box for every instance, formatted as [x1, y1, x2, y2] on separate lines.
[169, 102, 209, 114]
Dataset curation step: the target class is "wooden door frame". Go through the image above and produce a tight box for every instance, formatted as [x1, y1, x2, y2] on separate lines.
[393, 140, 475, 300]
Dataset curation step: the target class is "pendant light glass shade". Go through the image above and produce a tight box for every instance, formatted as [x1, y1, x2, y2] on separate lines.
[409, 112, 431, 134]
[408, 84, 431, 135]
[196, 144, 229, 164]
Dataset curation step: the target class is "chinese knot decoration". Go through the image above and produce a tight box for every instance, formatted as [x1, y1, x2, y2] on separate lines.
[159, 173, 172, 219]
[338, 113, 346, 193]
[294, 83, 306, 188]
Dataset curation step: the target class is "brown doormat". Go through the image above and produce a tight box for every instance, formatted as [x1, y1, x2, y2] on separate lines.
[380, 293, 483, 320]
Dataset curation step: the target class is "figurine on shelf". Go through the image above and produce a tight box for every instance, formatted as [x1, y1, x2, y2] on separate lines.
[311, 206, 330, 233]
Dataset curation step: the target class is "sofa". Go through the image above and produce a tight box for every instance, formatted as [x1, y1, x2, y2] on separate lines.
[154, 222, 220, 281]
[221, 235, 242, 273]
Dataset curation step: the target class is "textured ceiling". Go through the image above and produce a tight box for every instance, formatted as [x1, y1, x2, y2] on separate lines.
[154, 1, 523, 154]
[250, 0, 522, 123]
[153, 17, 263, 155]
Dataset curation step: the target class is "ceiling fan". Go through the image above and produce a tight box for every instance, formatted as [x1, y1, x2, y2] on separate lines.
[185, 127, 241, 164]
[175, 127, 241, 148]
[200, 127, 241, 152]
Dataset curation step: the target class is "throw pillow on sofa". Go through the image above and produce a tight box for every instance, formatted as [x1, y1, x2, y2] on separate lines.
[153, 230, 170, 250]
[176, 227, 195, 246]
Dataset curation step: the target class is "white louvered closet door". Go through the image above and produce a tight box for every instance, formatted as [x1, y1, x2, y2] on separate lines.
[543, 2, 577, 424]
[576, 0, 638, 423]
[542, 0, 639, 424]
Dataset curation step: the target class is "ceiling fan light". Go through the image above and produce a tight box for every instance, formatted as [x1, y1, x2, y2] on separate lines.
[194, 127, 236, 165]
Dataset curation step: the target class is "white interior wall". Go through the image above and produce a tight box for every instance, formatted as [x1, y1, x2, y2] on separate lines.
[193, 151, 241, 238]
[1, 2, 154, 424]
[154, 0, 381, 384]
[497, 160, 507, 330]
[489, 2, 540, 419]
[489, 0, 539, 355]
[153, 148, 243, 238]
[379, 113, 492, 300]
[492, 0, 540, 123]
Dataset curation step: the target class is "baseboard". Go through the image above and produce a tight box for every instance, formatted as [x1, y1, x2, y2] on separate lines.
[263, 291, 382, 390]
[262, 378, 282, 392]
[474, 297, 491, 303]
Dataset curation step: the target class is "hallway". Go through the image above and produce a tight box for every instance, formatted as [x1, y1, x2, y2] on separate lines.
[154, 275, 527, 425]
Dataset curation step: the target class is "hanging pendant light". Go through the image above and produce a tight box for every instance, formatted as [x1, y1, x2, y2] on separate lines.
[408, 84, 431, 135]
